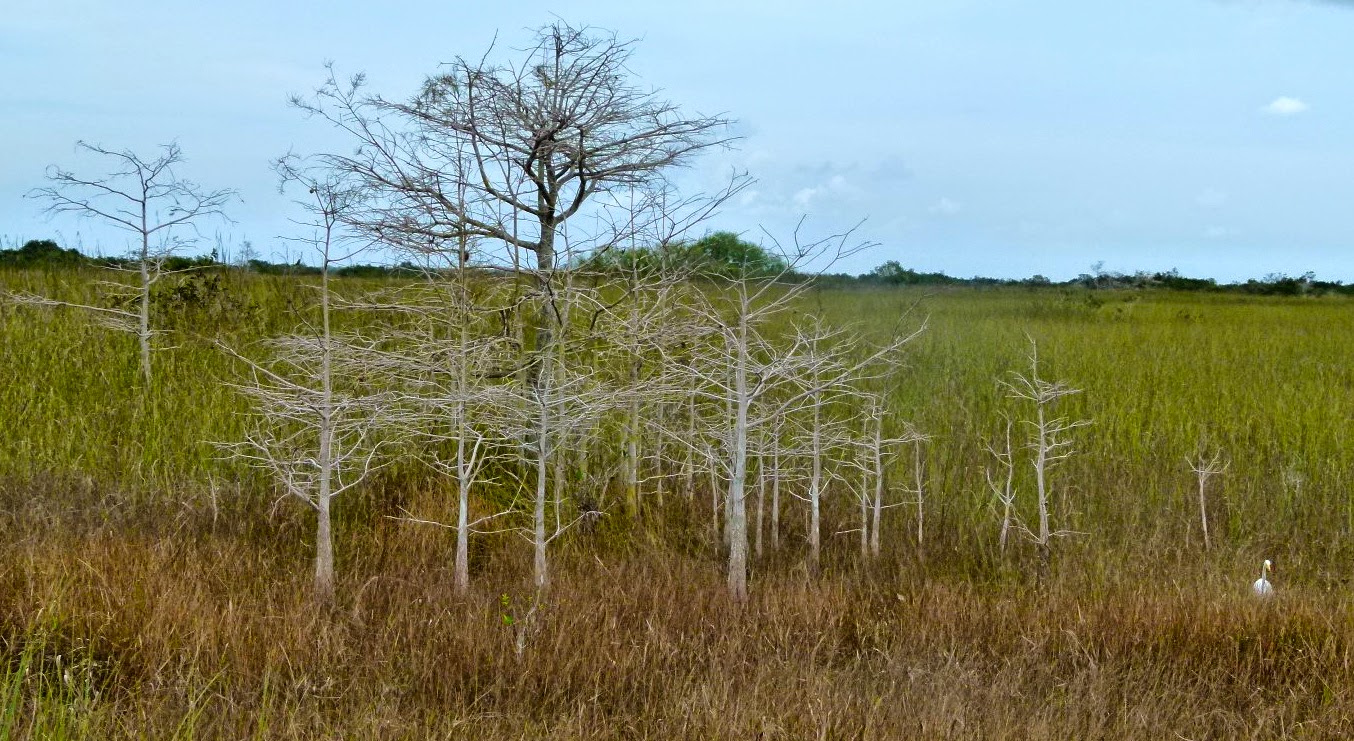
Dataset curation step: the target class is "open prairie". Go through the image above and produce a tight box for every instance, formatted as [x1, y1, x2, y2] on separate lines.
[2, 266, 1353, 738]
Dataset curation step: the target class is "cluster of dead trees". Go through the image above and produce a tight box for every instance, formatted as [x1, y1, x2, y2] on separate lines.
[229, 157, 929, 604]
[10, 22, 1093, 605]
[225, 21, 948, 604]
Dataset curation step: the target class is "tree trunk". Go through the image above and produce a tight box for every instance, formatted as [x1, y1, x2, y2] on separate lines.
[869, 415, 883, 558]
[138, 210, 152, 386]
[754, 457, 765, 559]
[315, 488, 335, 603]
[453, 236, 472, 595]
[1197, 476, 1211, 552]
[859, 465, 869, 558]
[534, 398, 550, 590]
[624, 368, 641, 520]
[808, 396, 823, 576]
[315, 258, 335, 604]
[726, 320, 750, 601]
[454, 475, 469, 594]
[914, 441, 925, 559]
[723, 392, 734, 551]
[1035, 405, 1050, 554]
[771, 436, 781, 552]
[453, 398, 470, 596]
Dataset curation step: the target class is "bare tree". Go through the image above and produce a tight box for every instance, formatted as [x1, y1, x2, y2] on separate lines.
[664, 235, 824, 600]
[1188, 447, 1228, 551]
[292, 21, 736, 363]
[786, 319, 856, 576]
[589, 222, 710, 522]
[221, 157, 383, 604]
[20, 142, 234, 384]
[490, 255, 622, 590]
[909, 434, 929, 558]
[355, 273, 524, 595]
[985, 415, 1018, 558]
[1000, 339, 1090, 581]
[334, 152, 528, 595]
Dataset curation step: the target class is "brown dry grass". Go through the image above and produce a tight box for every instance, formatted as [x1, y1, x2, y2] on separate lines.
[1, 481, 1351, 740]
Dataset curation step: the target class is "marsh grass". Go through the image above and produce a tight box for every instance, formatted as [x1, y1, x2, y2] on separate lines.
[0, 518, 1352, 739]
[2, 267, 1354, 737]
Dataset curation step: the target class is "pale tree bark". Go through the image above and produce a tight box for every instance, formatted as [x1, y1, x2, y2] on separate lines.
[1001, 338, 1090, 583]
[912, 437, 927, 559]
[754, 451, 766, 559]
[726, 319, 751, 597]
[806, 366, 825, 575]
[869, 408, 885, 557]
[223, 158, 382, 605]
[985, 416, 1018, 558]
[771, 432, 782, 552]
[1189, 449, 1228, 552]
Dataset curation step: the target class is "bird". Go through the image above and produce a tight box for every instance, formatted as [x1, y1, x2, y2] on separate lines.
[1252, 559, 1274, 598]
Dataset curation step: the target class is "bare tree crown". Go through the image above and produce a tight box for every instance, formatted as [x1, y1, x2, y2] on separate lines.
[30, 141, 235, 257]
[295, 21, 735, 270]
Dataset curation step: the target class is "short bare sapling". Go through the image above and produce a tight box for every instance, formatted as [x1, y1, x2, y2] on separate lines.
[1000, 339, 1090, 580]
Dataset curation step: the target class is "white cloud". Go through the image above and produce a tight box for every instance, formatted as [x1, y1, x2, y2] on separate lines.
[929, 197, 962, 216]
[1195, 188, 1228, 208]
[790, 172, 852, 209]
[1264, 96, 1309, 116]
[792, 187, 819, 207]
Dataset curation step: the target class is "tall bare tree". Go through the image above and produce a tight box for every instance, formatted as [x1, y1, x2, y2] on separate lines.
[20, 142, 234, 384]
[222, 157, 384, 604]
[292, 21, 736, 360]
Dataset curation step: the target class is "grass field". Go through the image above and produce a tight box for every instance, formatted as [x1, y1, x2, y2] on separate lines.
[1, 266, 1352, 738]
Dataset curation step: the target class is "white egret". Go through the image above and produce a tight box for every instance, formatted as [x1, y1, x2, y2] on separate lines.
[1252, 559, 1274, 598]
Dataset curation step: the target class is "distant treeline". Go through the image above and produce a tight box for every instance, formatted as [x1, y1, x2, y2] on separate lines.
[0, 239, 419, 278]
[843, 260, 1354, 297]
[4, 237, 1350, 296]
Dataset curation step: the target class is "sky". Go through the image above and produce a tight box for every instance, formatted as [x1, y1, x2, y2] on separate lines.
[4, 0, 1354, 281]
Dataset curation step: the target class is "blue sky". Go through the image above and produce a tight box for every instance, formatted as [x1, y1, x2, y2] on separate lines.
[4, 0, 1353, 281]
